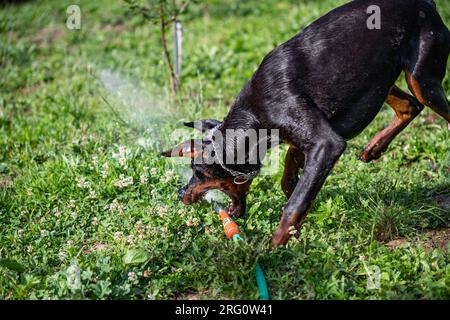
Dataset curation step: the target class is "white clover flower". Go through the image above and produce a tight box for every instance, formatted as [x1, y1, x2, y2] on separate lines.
[127, 271, 137, 282]
[69, 200, 76, 209]
[76, 176, 90, 189]
[156, 205, 169, 218]
[186, 217, 199, 227]
[71, 211, 78, 219]
[92, 217, 98, 226]
[119, 146, 127, 156]
[135, 220, 143, 230]
[27, 244, 33, 253]
[112, 146, 129, 168]
[204, 226, 213, 234]
[162, 170, 174, 183]
[40, 229, 49, 237]
[135, 220, 145, 239]
[108, 199, 124, 213]
[53, 207, 61, 217]
[89, 189, 97, 199]
[158, 226, 168, 235]
[150, 167, 158, 176]
[113, 231, 123, 241]
[92, 155, 99, 165]
[67, 240, 74, 246]
[113, 175, 134, 188]
[126, 235, 135, 245]
[101, 162, 109, 178]
[58, 250, 67, 260]
[118, 146, 128, 167]
[120, 159, 127, 169]
[140, 174, 148, 185]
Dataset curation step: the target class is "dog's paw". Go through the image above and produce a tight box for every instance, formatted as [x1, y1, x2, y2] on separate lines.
[271, 220, 298, 247]
[359, 144, 383, 162]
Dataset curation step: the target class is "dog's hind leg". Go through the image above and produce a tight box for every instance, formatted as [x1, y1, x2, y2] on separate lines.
[406, 72, 450, 126]
[405, 10, 450, 126]
[272, 107, 346, 247]
[359, 85, 424, 162]
[281, 146, 305, 198]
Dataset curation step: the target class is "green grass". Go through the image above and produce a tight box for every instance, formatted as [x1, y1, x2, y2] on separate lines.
[0, 0, 449, 299]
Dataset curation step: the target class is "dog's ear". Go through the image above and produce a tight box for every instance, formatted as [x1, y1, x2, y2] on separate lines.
[161, 139, 205, 158]
[184, 119, 222, 133]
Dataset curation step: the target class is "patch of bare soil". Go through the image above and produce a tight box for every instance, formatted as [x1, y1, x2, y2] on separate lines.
[0, 176, 12, 188]
[172, 290, 216, 300]
[423, 113, 441, 124]
[101, 24, 128, 33]
[19, 83, 43, 95]
[83, 243, 109, 254]
[32, 25, 65, 47]
[386, 227, 450, 252]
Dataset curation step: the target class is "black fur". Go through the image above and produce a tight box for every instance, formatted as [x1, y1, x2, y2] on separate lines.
[165, 0, 450, 246]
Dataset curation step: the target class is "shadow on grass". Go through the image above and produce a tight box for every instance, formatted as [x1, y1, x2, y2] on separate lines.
[253, 178, 450, 242]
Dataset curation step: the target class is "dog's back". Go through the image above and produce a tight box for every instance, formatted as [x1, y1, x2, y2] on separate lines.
[239, 0, 449, 138]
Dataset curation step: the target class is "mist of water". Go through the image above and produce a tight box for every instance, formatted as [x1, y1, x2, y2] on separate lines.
[97, 69, 177, 150]
[204, 190, 228, 205]
[96, 68, 192, 179]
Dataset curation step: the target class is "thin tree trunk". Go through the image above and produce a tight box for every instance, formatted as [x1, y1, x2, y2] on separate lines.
[159, 1, 177, 96]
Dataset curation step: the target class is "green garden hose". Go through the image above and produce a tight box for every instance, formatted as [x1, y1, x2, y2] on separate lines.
[214, 203, 270, 300]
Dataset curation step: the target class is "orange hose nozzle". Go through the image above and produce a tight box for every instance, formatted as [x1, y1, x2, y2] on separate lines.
[218, 209, 240, 239]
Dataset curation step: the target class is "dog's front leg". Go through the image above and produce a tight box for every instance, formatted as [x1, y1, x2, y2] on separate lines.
[272, 111, 346, 247]
[281, 146, 305, 198]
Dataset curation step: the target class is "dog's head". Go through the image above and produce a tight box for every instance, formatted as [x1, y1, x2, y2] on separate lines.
[161, 119, 252, 216]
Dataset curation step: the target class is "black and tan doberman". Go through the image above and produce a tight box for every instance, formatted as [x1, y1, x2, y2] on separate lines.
[162, 0, 450, 246]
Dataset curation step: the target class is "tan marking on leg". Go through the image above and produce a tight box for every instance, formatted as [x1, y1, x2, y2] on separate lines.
[360, 85, 423, 162]
[405, 71, 428, 106]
